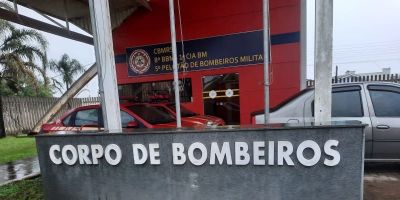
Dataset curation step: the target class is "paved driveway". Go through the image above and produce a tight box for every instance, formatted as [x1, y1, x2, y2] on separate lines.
[364, 163, 400, 200]
[0, 157, 40, 186]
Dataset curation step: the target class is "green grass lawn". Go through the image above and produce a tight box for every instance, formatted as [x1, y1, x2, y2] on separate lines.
[0, 136, 37, 164]
[0, 177, 43, 200]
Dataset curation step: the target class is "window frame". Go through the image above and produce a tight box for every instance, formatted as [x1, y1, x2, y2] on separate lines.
[72, 108, 101, 127]
[311, 86, 364, 117]
[120, 110, 136, 128]
[367, 85, 400, 117]
[62, 114, 73, 126]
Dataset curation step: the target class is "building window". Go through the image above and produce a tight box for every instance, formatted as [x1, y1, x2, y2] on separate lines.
[118, 79, 192, 103]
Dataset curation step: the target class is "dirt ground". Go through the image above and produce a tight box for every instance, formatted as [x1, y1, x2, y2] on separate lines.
[364, 163, 400, 200]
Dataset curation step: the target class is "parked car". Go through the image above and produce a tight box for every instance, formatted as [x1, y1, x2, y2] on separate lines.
[251, 82, 400, 160]
[147, 103, 225, 126]
[41, 104, 196, 133]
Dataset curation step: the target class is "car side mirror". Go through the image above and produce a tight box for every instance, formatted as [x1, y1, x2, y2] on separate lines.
[127, 121, 138, 128]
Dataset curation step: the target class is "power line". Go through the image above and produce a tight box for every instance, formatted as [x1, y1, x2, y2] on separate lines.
[306, 57, 400, 66]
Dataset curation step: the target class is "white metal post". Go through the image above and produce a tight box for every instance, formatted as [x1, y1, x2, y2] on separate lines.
[300, 0, 307, 90]
[13, 0, 18, 13]
[88, 0, 122, 132]
[168, 0, 182, 128]
[314, 0, 333, 124]
[263, 0, 270, 124]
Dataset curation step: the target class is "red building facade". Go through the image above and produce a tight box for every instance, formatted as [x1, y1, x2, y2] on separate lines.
[113, 0, 302, 125]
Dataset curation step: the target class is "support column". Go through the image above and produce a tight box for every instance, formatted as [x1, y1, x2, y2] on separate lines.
[168, 0, 182, 128]
[300, 0, 307, 90]
[262, 0, 270, 124]
[88, 0, 122, 132]
[314, 0, 333, 124]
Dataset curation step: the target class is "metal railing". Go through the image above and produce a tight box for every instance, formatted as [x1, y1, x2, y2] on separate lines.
[306, 73, 400, 87]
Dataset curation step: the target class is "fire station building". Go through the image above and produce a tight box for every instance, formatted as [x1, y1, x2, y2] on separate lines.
[113, 0, 304, 125]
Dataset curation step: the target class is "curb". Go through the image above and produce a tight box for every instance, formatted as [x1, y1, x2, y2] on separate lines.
[0, 172, 41, 187]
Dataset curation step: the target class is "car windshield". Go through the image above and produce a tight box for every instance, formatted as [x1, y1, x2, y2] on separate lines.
[127, 105, 176, 124]
[167, 104, 197, 117]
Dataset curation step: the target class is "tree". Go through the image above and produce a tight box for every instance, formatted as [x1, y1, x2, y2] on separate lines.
[49, 54, 84, 92]
[0, 76, 52, 97]
[0, 18, 51, 96]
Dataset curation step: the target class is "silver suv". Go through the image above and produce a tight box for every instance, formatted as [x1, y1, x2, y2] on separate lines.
[252, 82, 400, 161]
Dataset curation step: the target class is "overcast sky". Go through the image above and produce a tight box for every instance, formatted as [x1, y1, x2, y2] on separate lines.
[14, 0, 400, 97]
[308, 0, 400, 77]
